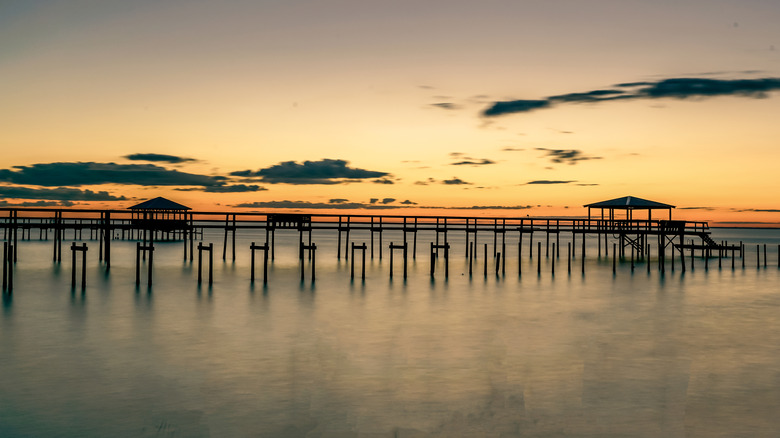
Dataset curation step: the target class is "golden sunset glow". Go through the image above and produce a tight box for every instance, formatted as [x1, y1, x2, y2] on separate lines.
[2, 1, 780, 225]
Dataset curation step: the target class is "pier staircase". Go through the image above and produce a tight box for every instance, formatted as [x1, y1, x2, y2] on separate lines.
[695, 232, 720, 249]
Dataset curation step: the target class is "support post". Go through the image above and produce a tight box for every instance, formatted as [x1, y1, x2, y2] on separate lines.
[351, 243, 367, 281]
[550, 243, 555, 276]
[537, 242, 541, 275]
[483, 243, 488, 279]
[70, 242, 88, 289]
[612, 243, 616, 274]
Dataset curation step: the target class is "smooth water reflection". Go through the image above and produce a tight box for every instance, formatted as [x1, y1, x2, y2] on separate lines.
[1, 228, 779, 437]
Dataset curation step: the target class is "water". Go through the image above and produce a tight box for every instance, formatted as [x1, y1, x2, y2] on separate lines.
[1, 228, 779, 437]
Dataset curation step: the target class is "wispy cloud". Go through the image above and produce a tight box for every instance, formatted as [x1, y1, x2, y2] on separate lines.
[442, 177, 471, 185]
[524, 180, 577, 185]
[0, 200, 75, 207]
[483, 77, 780, 117]
[535, 148, 602, 165]
[430, 103, 461, 110]
[233, 200, 403, 210]
[231, 159, 388, 184]
[451, 158, 495, 166]
[419, 205, 534, 210]
[0, 186, 126, 201]
[176, 184, 267, 193]
[124, 153, 196, 164]
[415, 178, 436, 185]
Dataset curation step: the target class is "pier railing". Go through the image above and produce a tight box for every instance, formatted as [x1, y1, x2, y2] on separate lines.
[0, 207, 711, 236]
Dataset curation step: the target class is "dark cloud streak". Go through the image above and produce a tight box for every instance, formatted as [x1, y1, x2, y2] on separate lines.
[483, 77, 780, 117]
[124, 153, 196, 163]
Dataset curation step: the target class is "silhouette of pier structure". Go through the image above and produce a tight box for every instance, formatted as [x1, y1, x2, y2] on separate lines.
[0, 195, 770, 289]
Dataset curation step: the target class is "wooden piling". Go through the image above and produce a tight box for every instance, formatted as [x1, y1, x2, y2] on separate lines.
[484, 243, 488, 278]
[537, 241, 541, 275]
[645, 244, 650, 273]
[5, 244, 12, 292]
[2, 242, 7, 291]
[388, 242, 407, 280]
[550, 243, 555, 276]
[70, 242, 88, 289]
[517, 235, 522, 277]
[763, 244, 767, 268]
[469, 242, 474, 277]
[741, 242, 744, 268]
[251, 242, 270, 284]
[612, 243, 616, 274]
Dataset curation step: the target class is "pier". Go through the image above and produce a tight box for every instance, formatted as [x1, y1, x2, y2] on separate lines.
[0, 196, 774, 289]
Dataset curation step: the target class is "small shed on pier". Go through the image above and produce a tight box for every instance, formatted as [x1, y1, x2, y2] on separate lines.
[129, 197, 191, 231]
[584, 196, 674, 221]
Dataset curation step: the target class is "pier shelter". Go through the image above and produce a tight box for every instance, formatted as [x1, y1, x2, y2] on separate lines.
[584, 195, 674, 222]
[584, 196, 676, 258]
[129, 197, 191, 237]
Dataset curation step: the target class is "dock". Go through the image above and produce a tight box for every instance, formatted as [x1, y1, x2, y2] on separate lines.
[3, 194, 778, 291]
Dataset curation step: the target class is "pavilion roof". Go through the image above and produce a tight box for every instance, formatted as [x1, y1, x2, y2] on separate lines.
[128, 197, 191, 211]
[583, 196, 675, 210]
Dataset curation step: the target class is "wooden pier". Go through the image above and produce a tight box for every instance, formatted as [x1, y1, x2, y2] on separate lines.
[0, 204, 772, 288]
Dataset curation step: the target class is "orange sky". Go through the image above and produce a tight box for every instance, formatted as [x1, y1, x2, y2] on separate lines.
[1, 0, 779, 226]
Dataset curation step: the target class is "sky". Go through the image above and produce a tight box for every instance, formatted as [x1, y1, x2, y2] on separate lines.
[2, 0, 780, 224]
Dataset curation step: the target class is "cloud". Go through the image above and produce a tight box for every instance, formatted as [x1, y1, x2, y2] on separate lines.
[329, 198, 349, 204]
[419, 205, 534, 210]
[381, 198, 395, 204]
[430, 103, 461, 110]
[483, 100, 551, 116]
[0, 200, 75, 207]
[401, 200, 417, 205]
[0, 162, 226, 187]
[524, 180, 577, 185]
[373, 178, 395, 184]
[124, 153, 196, 163]
[230, 159, 388, 184]
[233, 200, 403, 210]
[442, 177, 471, 185]
[501, 147, 524, 152]
[535, 148, 602, 165]
[482, 77, 780, 116]
[734, 208, 780, 213]
[176, 184, 267, 193]
[679, 206, 717, 211]
[451, 158, 495, 166]
[0, 185, 126, 201]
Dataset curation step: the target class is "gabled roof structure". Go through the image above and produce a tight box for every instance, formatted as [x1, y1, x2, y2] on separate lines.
[583, 196, 675, 210]
[129, 197, 191, 211]
[584, 196, 674, 220]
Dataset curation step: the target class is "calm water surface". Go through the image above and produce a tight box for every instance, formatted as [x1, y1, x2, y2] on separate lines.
[1, 228, 779, 437]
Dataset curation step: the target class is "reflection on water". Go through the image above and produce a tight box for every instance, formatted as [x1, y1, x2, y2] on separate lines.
[0, 228, 779, 437]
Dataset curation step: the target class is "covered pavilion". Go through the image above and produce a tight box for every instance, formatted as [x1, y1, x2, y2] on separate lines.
[584, 196, 675, 222]
[128, 197, 191, 232]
